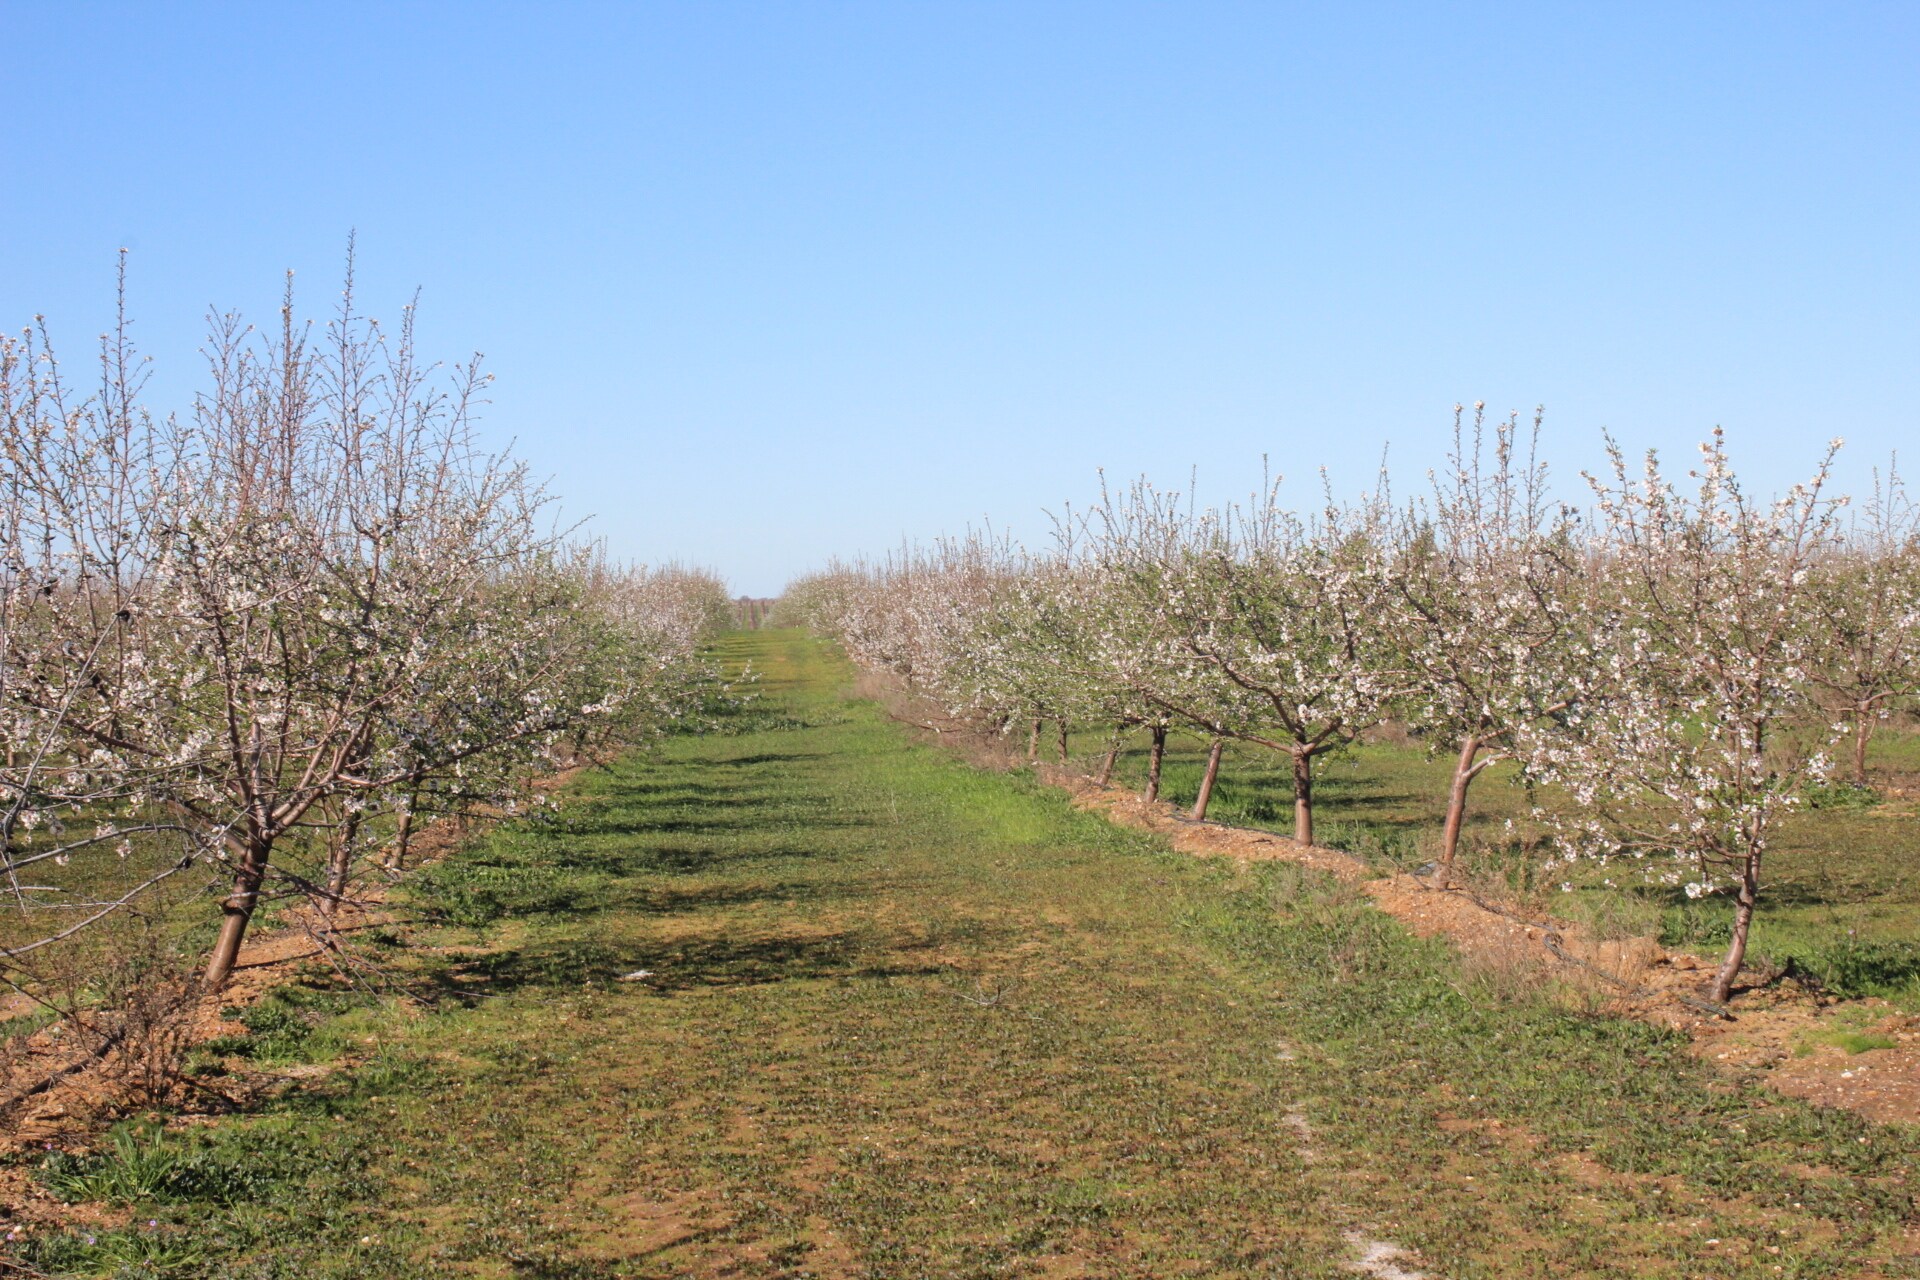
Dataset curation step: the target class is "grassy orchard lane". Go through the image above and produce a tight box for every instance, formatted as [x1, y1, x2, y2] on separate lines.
[28, 630, 1918, 1278]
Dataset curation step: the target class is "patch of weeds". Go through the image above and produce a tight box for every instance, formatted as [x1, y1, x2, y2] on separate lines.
[1660, 899, 1733, 949]
[0, 1006, 59, 1041]
[1801, 936, 1920, 1002]
[1235, 794, 1287, 825]
[1801, 781, 1882, 810]
[25, 1116, 390, 1272]
[39, 1112, 373, 1214]
[412, 846, 580, 925]
[39, 1126, 198, 1204]
[715, 709, 820, 735]
[19, 1222, 217, 1278]
[342, 1043, 441, 1099]
[200, 985, 362, 1063]
[1798, 1029, 1899, 1056]
[1315, 819, 1421, 875]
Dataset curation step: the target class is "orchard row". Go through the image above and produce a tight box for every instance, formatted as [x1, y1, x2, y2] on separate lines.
[0, 263, 732, 989]
[787, 410, 1920, 1003]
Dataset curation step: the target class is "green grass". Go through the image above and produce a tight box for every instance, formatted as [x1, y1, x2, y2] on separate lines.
[1804, 1030, 1900, 1056]
[14, 630, 1919, 1278]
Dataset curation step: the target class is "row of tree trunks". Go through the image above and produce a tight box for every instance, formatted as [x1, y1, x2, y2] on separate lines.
[1096, 726, 1226, 820]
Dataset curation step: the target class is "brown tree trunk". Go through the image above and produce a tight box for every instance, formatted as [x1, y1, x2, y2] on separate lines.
[1291, 749, 1314, 846]
[385, 781, 422, 871]
[1854, 705, 1873, 787]
[1057, 721, 1070, 765]
[1143, 726, 1167, 803]
[1190, 738, 1225, 821]
[386, 807, 414, 871]
[203, 838, 271, 990]
[1097, 732, 1120, 786]
[1432, 735, 1480, 890]
[1027, 719, 1042, 761]
[1710, 850, 1763, 1003]
[320, 807, 363, 920]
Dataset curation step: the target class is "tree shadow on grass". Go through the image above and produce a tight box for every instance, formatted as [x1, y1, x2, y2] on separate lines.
[632, 841, 853, 875]
[1757, 874, 1915, 909]
[418, 928, 943, 1005]
[1628, 876, 1904, 914]
[708, 752, 823, 769]
[1307, 790, 1429, 815]
[606, 814, 882, 840]
[589, 814, 788, 836]
[562, 797, 782, 834]
[1215, 798, 1431, 835]
[626, 877, 866, 916]
[597, 780, 781, 802]
[477, 839, 845, 886]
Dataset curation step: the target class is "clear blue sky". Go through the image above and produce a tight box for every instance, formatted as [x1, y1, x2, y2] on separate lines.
[6, 2, 1916, 595]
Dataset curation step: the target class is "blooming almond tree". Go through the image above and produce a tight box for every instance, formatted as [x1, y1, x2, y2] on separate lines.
[1, 279, 189, 950]
[1521, 431, 1845, 1003]
[1094, 476, 1402, 845]
[2, 261, 680, 990]
[1079, 481, 1264, 807]
[1390, 406, 1591, 888]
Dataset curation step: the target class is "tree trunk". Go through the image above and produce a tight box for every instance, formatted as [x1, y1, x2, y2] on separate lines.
[1190, 738, 1225, 821]
[1057, 721, 1070, 766]
[1854, 705, 1873, 787]
[320, 807, 363, 920]
[1027, 719, 1042, 761]
[385, 781, 422, 871]
[1291, 750, 1314, 846]
[203, 838, 271, 990]
[1143, 726, 1167, 803]
[1432, 735, 1480, 890]
[386, 807, 414, 871]
[1097, 731, 1120, 786]
[1710, 850, 1763, 1004]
